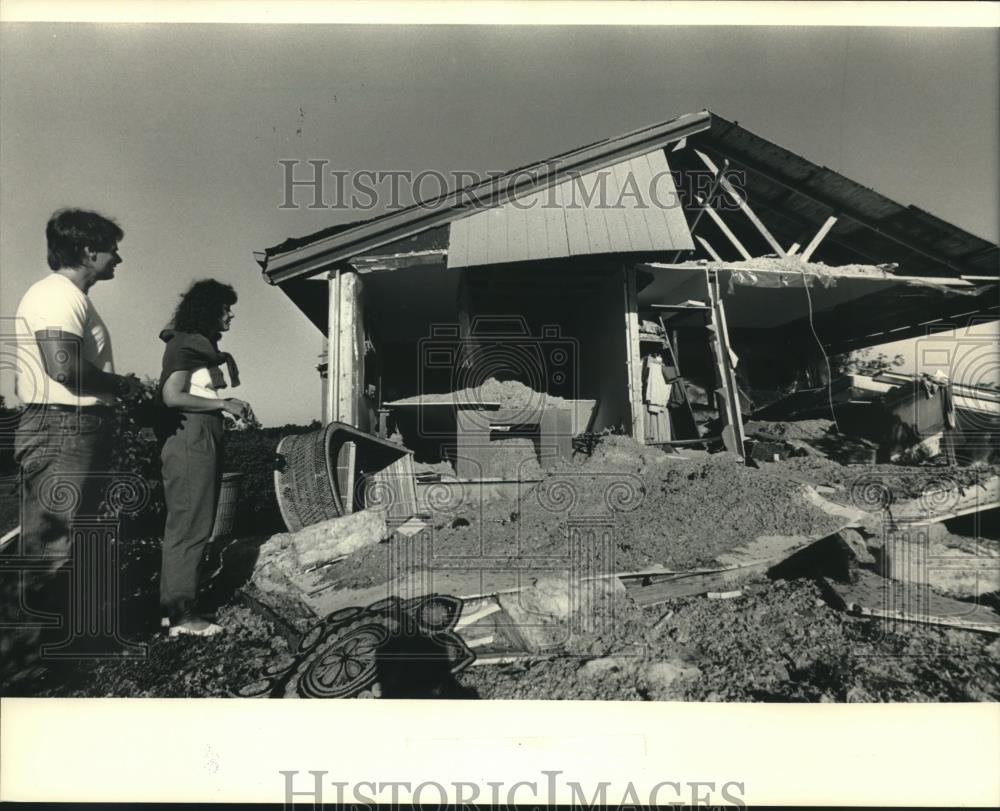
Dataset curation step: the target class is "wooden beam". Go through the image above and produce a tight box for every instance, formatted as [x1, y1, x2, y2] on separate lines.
[787, 242, 801, 256]
[697, 142, 972, 275]
[325, 269, 362, 426]
[624, 266, 645, 443]
[696, 235, 724, 262]
[696, 194, 752, 260]
[800, 215, 838, 262]
[705, 269, 746, 461]
[694, 149, 786, 257]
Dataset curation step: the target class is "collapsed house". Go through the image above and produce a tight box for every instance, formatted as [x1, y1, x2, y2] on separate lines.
[256, 109, 997, 481]
[242, 111, 999, 695]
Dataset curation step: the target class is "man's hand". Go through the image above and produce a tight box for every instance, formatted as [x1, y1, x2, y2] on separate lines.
[114, 374, 143, 400]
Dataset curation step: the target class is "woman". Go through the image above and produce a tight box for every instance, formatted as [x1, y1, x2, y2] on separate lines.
[157, 280, 251, 637]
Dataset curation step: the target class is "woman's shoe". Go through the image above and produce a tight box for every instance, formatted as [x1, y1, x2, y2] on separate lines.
[168, 616, 224, 638]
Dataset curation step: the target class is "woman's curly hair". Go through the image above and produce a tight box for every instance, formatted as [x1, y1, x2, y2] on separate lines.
[169, 279, 237, 337]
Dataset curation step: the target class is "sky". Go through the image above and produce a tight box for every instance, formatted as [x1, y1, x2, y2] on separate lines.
[1, 23, 997, 424]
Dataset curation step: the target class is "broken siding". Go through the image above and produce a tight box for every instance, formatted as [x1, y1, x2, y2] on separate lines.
[447, 150, 694, 269]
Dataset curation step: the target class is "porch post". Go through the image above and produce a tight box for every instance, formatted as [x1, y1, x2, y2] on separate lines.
[325, 268, 362, 426]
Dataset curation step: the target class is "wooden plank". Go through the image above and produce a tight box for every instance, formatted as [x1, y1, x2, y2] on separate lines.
[338, 271, 362, 426]
[485, 205, 508, 265]
[694, 149, 785, 256]
[613, 161, 653, 250]
[645, 150, 694, 251]
[624, 563, 770, 605]
[631, 154, 674, 251]
[826, 571, 1000, 635]
[522, 187, 552, 259]
[464, 203, 490, 267]
[888, 475, 1000, 527]
[578, 165, 612, 254]
[447, 217, 470, 269]
[706, 269, 746, 460]
[696, 194, 752, 260]
[601, 162, 633, 250]
[504, 190, 530, 263]
[696, 235, 723, 262]
[560, 175, 591, 255]
[800, 215, 838, 262]
[543, 181, 571, 258]
[337, 441, 357, 515]
[325, 270, 362, 427]
[324, 270, 340, 425]
[848, 604, 1000, 634]
[624, 266, 645, 442]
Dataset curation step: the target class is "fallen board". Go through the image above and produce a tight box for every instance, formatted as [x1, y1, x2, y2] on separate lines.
[824, 570, 1000, 635]
[623, 486, 865, 607]
[888, 475, 1000, 527]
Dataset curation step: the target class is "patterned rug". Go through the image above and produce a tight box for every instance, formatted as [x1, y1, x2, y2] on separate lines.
[236, 594, 474, 698]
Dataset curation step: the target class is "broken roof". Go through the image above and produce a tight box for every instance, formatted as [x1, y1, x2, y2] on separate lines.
[258, 109, 998, 285]
[259, 110, 713, 283]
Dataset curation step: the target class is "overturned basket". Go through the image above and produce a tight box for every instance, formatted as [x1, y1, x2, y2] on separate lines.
[274, 421, 416, 532]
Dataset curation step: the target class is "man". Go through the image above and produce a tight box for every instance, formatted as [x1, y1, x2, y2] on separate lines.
[2, 209, 140, 676]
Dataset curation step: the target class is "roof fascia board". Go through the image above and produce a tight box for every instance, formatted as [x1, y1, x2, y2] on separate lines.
[265, 111, 712, 284]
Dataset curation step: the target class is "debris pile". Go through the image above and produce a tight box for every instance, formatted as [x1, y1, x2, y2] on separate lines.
[392, 377, 568, 409]
[333, 438, 856, 590]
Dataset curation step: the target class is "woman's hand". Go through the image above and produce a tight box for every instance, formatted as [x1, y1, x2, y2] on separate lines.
[222, 398, 252, 420]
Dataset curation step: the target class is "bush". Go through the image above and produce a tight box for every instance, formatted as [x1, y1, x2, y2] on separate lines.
[108, 378, 165, 536]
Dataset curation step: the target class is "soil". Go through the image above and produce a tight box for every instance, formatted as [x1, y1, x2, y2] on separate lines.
[392, 377, 567, 409]
[744, 419, 835, 441]
[763, 456, 1000, 505]
[334, 437, 851, 590]
[459, 576, 1000, 701]
[17, 575, 999, 702]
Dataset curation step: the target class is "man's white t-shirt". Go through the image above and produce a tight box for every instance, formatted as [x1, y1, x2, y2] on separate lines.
[15, 273, 115, 407]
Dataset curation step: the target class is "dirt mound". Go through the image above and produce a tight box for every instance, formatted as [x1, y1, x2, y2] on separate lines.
[336, 439, 850, 589]
[744, 419, 835, 441]
[393, 377, 566, 409]
[767, 457, 999, 504]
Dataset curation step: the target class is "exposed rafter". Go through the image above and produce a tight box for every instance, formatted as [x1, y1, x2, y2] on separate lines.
[695, 142, 972, 275]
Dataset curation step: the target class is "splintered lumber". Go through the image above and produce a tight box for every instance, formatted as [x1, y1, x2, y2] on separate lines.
[825, 571, 1000, 635]
[289, 509, 387, 569]
[800, 215, 838, 262]
[694, 149, 786, 257]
